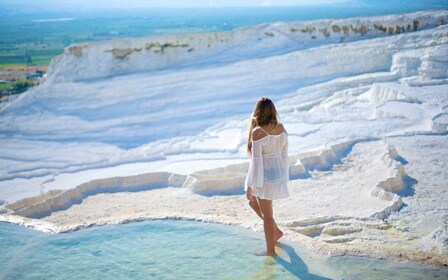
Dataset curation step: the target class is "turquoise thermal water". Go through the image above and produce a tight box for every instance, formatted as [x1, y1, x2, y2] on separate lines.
[1, 220, 447, 279]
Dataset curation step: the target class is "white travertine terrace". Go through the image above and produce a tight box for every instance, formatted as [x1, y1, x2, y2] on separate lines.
[0, 10, 447, 267]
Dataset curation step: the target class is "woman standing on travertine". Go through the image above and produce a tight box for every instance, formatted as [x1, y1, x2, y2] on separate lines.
[245, 97, 289, 256]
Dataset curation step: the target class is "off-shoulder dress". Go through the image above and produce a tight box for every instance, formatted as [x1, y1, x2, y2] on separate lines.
[244, 126, 290, 200]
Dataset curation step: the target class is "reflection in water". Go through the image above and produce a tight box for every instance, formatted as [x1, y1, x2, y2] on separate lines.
[251, 256, 276, 280]
[250, 243, 332, 279]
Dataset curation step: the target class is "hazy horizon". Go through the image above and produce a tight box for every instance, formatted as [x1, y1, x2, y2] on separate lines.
[1, 0, 446, 16]
[0, 0, 354, 10]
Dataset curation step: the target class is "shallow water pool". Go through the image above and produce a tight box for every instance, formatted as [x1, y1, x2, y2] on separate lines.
[0, 220, 446, 279]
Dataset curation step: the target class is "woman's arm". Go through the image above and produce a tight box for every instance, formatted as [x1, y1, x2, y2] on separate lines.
[245, 128, 265, 197]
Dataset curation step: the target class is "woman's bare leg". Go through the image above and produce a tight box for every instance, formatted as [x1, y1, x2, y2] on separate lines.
[249, 198, 283, 242]
[249, 197, 263, 219]
[257, 198, 277, 256]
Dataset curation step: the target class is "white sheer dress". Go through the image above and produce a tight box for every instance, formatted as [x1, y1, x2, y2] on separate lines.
[244, 127, 290, 200]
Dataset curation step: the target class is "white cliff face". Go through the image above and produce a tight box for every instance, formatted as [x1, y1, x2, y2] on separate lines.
[0, 10, 447, 265]
[44, 10, 448, 83]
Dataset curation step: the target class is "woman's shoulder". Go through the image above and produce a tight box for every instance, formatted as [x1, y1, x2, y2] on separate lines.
[264, 123, 287, 135]
[277, 123, 287, 134]
[252, 127, 267, 141]
[278, 123, 288, 134]
[252, 123, 287, 141]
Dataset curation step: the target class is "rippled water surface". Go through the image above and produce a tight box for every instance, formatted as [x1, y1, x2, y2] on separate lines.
[1, 220, 447, 279]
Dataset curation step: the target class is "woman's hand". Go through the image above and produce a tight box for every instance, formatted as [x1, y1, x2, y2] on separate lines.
[246, 187, 253, 201]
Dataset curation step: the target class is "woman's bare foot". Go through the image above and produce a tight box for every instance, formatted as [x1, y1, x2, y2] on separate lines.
[275, 228, 283, 243]
[254, 250, 277, 257]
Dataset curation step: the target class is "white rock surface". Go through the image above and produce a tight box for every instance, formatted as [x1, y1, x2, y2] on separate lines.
[0, 10, 447, 266]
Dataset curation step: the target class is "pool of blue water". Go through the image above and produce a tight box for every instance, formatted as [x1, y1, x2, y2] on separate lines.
[1, 220, 447, 279]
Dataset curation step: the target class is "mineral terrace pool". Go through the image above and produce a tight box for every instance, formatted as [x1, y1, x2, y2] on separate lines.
[0, 220, 446, 279]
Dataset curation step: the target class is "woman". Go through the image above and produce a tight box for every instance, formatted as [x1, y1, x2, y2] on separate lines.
[245, 97, 289, 256]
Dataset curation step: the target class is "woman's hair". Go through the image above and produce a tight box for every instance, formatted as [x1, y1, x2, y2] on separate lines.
[247, 97, 279, 154]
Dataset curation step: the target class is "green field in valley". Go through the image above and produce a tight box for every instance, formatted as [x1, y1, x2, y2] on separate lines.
[0, 10, 229, 68]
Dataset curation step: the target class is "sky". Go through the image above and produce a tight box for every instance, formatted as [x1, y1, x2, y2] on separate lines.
[77, 0, 353, 8]
[1, 0, 354, 10]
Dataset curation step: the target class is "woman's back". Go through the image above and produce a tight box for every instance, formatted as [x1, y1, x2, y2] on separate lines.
[253, 128, 287, 156]
[245, 124, 289, 200]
